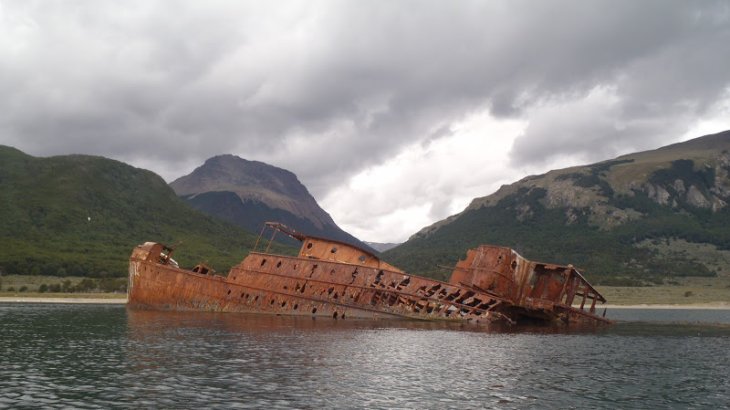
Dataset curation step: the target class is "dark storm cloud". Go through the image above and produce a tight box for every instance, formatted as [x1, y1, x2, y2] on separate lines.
[508, 1, 730, 164]
[1, 0, 729, 196]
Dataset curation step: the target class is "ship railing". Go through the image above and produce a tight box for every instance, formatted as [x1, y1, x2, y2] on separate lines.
[253, 222, 305, 253]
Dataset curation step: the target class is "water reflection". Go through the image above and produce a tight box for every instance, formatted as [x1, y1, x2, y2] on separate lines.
[126, 308, 484, 333]
[125, 308, 617, 336]
[1, 304, 730, 409]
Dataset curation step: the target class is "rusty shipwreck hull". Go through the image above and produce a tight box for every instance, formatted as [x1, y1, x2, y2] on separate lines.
[128, 222, 611, 325]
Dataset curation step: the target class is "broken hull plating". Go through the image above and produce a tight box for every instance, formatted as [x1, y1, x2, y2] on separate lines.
[129, 248, 505, 323]
[128, 227, 611, 326]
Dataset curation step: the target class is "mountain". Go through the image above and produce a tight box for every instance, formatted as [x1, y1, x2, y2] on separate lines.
[170, 154, 372, 250]
[383, 130, 730, 284]
[0, 146, 289, 278]
[364, 242, 400, 253]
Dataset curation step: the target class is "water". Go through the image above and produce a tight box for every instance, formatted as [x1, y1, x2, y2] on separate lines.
[1, 304, 729, 409]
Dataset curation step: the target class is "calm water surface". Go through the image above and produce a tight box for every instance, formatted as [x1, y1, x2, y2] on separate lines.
[1, 304, 729, 409]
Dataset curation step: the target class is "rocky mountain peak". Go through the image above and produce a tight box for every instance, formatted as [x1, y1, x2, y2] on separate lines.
[169, 154, 372, 252]
[187, 154, 308, 199]
[170, 155, 333, 229]
[412, 131, 730, 239]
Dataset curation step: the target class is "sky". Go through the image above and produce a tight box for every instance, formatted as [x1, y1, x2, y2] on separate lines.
[1, 1, 730, 243]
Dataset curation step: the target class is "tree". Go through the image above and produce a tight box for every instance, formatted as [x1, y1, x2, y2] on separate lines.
[62, 280, 72, 293]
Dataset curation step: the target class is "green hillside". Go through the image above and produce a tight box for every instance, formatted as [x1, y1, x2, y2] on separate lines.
[0, 146, 289, 278]
[384, 131, 730, 285]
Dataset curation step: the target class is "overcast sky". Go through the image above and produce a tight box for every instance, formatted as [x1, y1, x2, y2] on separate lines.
[2, 1, 730, 242]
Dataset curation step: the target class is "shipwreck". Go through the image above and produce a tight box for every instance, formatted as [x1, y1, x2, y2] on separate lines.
[128, 222, 611, 325]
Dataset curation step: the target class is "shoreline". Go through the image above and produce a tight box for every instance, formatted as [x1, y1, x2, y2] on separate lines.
[1, 296, 729, 309]
[0, 297, 127, 304]
[600, 303, 730, 310]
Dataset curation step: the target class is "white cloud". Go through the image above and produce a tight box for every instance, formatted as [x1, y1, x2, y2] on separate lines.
[321, 111, 526, 242]
[681, 89, 730, 142]
[1, 1, 729, 242]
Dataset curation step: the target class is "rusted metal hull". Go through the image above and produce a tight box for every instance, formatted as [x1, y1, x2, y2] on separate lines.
[128, 223, 611, 326]
[449, 245, 611, 325]
[129, 249, 507, 324]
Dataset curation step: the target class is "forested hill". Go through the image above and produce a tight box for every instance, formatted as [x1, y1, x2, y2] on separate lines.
[0, 146, 287, 277]
[383, 130, 730, 285]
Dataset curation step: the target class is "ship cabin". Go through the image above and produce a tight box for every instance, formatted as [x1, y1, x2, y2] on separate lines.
[255, 222, 404, 272]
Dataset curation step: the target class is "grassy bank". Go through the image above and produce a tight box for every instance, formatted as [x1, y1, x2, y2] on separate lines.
[0, 274, 126, 294]
[598, 286, 730, 305]
[597, 275, 730, 305]
[0, 291, 125, 299]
